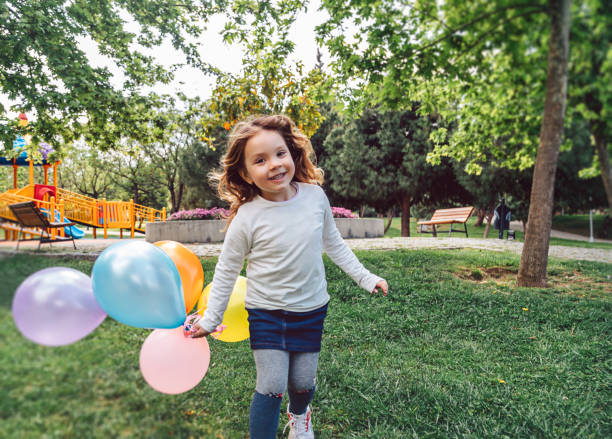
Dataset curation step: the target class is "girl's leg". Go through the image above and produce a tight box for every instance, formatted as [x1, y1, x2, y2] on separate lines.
[250, 349, 290, 439]
[287, 352, 319, 415]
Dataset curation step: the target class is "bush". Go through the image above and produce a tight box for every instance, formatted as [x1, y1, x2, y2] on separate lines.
[331, 207, 357, 218]
[167, 207, 229, 221]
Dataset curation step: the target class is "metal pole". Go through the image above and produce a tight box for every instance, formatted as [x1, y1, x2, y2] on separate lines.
[589, 209, 594, 243]
[499, 198, 505, 239]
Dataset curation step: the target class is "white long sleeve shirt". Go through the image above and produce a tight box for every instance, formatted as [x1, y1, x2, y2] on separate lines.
[197, 182, 382, 333]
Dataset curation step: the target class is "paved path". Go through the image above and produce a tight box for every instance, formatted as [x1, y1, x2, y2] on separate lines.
[509, 221, 611, 243]
[1, 236, 610, 264]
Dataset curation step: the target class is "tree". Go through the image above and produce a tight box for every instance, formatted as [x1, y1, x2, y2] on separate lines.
[180, 124, 225, 209]
[567, 0, 611, 234]
[59, 142, 119, 199]
[138, 95, 209, 213]
[555, 117, 608, 215]
[103, 143, 166, 209]
[518, 0, 571, 287]
[198, 43, 330, 144]
[317, 0, 578, 286]
[198, 1, 331, 143]
[0, 0, 228, 152]
[323, 107, 470, 236]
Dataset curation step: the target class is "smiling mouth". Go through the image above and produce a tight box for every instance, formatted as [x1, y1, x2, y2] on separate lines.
[269, 173, 286, 181]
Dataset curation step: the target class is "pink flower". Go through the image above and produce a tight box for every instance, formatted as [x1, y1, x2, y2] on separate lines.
[331, 207, 357, 218]
[168, 207, 230, 221]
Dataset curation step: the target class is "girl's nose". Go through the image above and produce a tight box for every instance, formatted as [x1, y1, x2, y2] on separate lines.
[269, 157, 281, 169]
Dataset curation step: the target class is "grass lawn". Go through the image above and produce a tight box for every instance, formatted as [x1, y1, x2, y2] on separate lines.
[552, 214, 611, 239]
[384, 217, 612, 250]
[1, 251, 610, 438]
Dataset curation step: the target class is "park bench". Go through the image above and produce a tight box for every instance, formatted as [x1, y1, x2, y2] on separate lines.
[417, 206, 474, 238]
[8, 201, 77, 250]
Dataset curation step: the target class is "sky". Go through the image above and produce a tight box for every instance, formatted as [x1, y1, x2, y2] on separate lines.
[1, 1, 332, 119]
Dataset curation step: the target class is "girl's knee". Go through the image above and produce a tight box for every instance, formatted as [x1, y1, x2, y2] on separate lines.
[288, 377, 316, 394]
[255, 376, 287, 398]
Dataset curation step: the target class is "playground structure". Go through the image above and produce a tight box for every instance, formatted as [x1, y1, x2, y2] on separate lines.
[1, 121, 166, 243]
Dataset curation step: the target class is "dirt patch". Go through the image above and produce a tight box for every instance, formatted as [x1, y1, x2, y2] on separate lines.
[455, 266, 516, 283]
[455, 266, 611, 298]
[548, 270, 612, 297]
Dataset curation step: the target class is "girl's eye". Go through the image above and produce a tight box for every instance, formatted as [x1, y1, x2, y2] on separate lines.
[254, 158, 264, 164]
[278, 150, 287, 157]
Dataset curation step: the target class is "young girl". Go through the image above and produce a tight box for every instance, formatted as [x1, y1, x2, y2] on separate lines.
[190, 115, 388, 439]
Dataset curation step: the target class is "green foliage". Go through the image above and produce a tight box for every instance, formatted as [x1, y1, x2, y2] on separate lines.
[1, 251, 610, 437]
[60, 142, 123, 200]
[317, 0, 610, 185]
[0, 0, 226, 153]
[198, 0, 330, 142]
[552, 214, 612, 240]
[180, 125, 225, 209]
[199, 53, 329, 141]
[318, 0, 552, 172]
[323, 107, 470, 215]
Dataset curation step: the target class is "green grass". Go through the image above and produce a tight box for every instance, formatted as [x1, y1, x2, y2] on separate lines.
[548, 237, 612, 249]
[384, 217, 612, 250]
[1, 251, 610, 438]
[552, 214, 610, 239]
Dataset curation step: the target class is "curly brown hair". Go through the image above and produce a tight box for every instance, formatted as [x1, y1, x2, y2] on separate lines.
[209, 115, 324, 228]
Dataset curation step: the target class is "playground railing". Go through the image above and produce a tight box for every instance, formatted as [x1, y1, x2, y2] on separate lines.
[56, 188, 98, 225]
[53, 188, 166, 235]
[0, 193, 32, 222]
[133, 203, 166, 231]
[0, 193, 67, 239]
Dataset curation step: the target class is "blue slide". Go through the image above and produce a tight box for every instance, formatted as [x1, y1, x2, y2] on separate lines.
[40, 208, 85, 239]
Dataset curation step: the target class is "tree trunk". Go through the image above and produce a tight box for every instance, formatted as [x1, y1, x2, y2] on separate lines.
[383, 208, 394, 234]
[475, 208, 486, 227]
[176, 182, 185, 213]
[360, 205, 366, 217]
[400, 194, 411, 237]
[483, 210, 494, 238]
[518, 0, 571, 287]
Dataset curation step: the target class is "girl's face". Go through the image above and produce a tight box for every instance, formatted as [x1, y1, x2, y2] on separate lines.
[241, 129, 296, 202]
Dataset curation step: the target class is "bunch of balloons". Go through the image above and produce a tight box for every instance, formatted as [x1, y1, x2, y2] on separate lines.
[11, 240, 250, 395]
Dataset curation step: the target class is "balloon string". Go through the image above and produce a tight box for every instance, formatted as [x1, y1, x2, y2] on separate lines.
[184, 293, 226, 338]
[193, 289, 208, 315]
[210, 324, 227, 339]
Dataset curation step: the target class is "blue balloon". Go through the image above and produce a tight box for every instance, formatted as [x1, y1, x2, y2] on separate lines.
[92, 241, 186, 329]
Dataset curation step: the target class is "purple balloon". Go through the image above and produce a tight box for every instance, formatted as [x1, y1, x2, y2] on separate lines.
[12, 267, 106, 346]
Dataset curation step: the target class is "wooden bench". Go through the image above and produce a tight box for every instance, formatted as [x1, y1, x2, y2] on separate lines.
[8, 201, 77, 250]
[417, 206, 474, 237]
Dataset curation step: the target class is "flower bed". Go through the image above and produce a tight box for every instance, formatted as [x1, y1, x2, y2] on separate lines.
[146, 206, 383, 243]
[331, 207, 357, 218]
[167, 207, 230, 221]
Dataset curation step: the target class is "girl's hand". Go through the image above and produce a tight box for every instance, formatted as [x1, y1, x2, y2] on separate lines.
[372, 279, 388, 296]
[189, 325, 211, 338]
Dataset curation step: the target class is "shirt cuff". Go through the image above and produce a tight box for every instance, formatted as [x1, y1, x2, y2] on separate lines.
[360, 274, 383, 293]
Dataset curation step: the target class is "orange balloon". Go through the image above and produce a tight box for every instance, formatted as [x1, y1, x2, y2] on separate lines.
[154, 241, 204, 314]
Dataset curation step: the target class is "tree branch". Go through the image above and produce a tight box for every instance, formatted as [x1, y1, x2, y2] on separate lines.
[452, 8, 547, 62]
[409, 3, 547, 60]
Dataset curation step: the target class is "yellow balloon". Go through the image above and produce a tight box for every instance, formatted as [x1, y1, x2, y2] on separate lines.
[197, 276, 249, 342]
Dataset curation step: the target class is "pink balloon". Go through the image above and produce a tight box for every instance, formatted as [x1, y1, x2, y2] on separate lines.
[139, 327, 210, 394]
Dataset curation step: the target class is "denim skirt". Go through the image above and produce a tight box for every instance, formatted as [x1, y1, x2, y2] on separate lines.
[246, 303, 328, 352]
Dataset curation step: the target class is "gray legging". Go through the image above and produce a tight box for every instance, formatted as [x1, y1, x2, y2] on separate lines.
[253, 349, 319, 398]
[249, 350, 319, 438]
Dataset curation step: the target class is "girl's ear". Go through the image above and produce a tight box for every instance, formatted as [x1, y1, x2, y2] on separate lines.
[239, 169, 253, 185]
